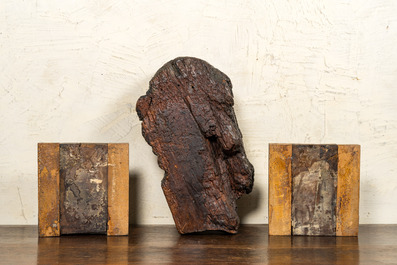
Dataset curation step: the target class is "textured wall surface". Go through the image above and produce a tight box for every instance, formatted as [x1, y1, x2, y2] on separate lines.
[1, 0, 396, 225]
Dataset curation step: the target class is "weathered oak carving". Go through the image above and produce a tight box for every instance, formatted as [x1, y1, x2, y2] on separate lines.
[136, 57, 254, 234]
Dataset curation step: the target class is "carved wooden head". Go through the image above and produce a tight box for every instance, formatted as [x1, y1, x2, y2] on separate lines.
[136, 57, 254, 234]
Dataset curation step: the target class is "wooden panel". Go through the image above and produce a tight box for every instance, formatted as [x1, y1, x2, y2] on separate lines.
[291, 145, 338, 236]
[107, 143, 129, 236]
[60, 144, 108, 234]
[268, 144, 292, 235]
[38, 143, 60, 237]
[336, 145, 360, 236]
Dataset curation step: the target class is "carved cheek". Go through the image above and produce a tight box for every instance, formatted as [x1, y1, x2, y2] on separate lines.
[218, 116, 241, 152]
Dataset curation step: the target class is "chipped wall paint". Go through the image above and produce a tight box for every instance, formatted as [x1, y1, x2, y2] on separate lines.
[0, 0, 396, 225]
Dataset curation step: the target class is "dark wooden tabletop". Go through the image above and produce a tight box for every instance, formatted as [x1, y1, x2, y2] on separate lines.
[0, 224, 396, 264]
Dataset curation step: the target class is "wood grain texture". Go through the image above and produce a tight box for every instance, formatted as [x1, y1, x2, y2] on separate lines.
[291, 145, 338, 236]
[136, 57, 254, 234]
[107, 143, 129, 236]
[336, 145, 360, 236]
[38, 143, 60, 237]
[7, 225, 397, 264]
[59, 144, 108, 234]
[268, 144, 292, 236]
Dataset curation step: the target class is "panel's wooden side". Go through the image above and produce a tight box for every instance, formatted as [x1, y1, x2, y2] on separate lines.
[38, 143, 60, 237]
[268, 144, 292, 235]
[107, 143, 129, 236]
[336, 145, 360, 236]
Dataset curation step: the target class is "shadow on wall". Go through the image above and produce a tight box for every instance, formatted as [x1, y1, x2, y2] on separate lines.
[129, 168, 261, 224]
[359, 177, 372, 223]
[237, 187, 262, 223]
[130, 169, 261, 225]
[129, 171, 142, 225]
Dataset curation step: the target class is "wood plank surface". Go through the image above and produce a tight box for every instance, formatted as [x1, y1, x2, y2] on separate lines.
[59, 144, 108, 234]
[4, 225, 397, 264]
[268, 144, 292, 235]
[38, 143, 60, 237]
[107, 143, 129, 236]
[336, 145, 360, 236]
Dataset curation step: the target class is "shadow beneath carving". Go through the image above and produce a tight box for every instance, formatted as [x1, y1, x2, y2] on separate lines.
[129, 171, 142, 225]
[169, 227, 252, 263]
[237, 188, 261, 223]
[183, 230, 233, 235]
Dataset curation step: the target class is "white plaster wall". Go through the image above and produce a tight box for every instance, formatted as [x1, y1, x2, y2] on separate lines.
[1, 0, 396, 225]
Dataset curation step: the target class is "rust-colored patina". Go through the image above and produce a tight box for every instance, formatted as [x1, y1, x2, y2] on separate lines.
[107, 143, 129, 236]
[336, 145, 360, 236]
[38, 143, 60, 237]
[268, 144, 292, 236]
